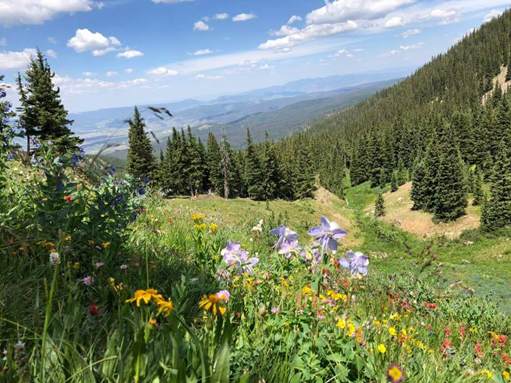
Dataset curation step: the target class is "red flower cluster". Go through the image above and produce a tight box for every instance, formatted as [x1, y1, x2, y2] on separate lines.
[424, 302, 437, 309]
[90, 305, 100, 316]
[64, 195, 72, 202]
[491, 335, 508, 348]
[441, 339, 453, 356]
[474, 343, 484, 357]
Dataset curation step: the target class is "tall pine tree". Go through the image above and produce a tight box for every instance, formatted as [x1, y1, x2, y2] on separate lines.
[126, 106, 156, 180]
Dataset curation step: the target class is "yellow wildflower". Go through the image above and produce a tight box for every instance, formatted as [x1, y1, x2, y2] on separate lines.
[192, 214, 203, 222]
[157, 299, 174, 316]
[337, 319, 346, 330]
[126, 289, 163, 307]
[378, 344, 387, 354]
[302, 286, 313, 295]
[389, 327, 397, 336]
[199, 295, 226, 316]
[503, 371, 510, 381]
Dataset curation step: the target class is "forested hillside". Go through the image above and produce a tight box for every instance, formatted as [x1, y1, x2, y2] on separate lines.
[281, 9, 511, 228]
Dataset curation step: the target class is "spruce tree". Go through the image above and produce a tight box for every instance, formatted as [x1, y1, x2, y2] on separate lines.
[396, 157, 407, 185]
[186, 126, 205, 197]
[219, 133, 233, 199]
[206, 132, 223, 194]
[422, 129, 441, 212]
[411, 159, 428, 211]
[433, 127, 468, 222]
[481, 129, 511, 231]
[472, 168, 485, 206]
[375, 193, 385, 217]
[16, 49, 81, 153]
[260, 133, 280, 200]
[294, 141, 316, 199]
[126, 106, 156, 180]
[244, 128, 264, 200]
[391, 171, 399, 192]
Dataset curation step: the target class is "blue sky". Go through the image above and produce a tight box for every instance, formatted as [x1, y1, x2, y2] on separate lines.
[0, 0, 509, 112]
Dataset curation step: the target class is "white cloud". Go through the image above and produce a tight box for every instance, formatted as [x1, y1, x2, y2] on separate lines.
[56, 76, 148, 95]
[48, 37, 57, 44]
[329, 49, 348, 57]
[126, 68, 133, 74]
[259, 64, 275, 70]
[193, 49, 213, 56]
[106, 71, 118, 77]
[214, 13, 229, 20]
[426, 8, 460, 24]
[306, 0, 415, 25]
[196, 74, 224, 80]
[0, 48, 36, 71]
[194, 21, 210, 31]
[0, 38, 7, 46]
[385, 16, 405, 28]
[46, 49, 58, 58]
[259, 21, 358, 50]
[484, 9, 503, 22]
[67, 29, 121, 55]
[53, 74, 72, 85]
[353, 48, 364, 52]
[288, 15, 302, 25]
[401, 28, 421, 38]
[233, 13, 257, 22]
[399, 42, 423, 50]
[271, 25, 300, 37]
[148, 67, 179, 76]
[82, 72, 95, 77]
[380, 50, 398, 57]
[0, 0, 93, 26]
[117, 50, 144, 59]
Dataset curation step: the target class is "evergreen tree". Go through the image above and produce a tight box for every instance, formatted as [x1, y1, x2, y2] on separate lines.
[16, 49, 81, 153]
[411, 159, 428, 211]
[206, 132, 223, 194]
[186, 126, 205, 197]
[396, 157, 407, 185]
[243, 129, 264, 200]
[481, 129, 511, 231]
[391, 171, 399, 192]
[422, 128, 442, 212]
[433, 128, 468, 222]
[375, 193, 385, 217]
[349, 145, 364, 186]
[294, 141, 316, 199]
[219, 133, 233, 199]
[472, 168, 485, 206]
[260, 133, 280, 200]
[126, 106, 156, 179]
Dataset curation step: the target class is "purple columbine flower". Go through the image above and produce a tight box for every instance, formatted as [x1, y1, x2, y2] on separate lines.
[339, 251, 369, 276]
[278, 240, 299, 259]
[270, 225, 299, 248]
[307, 216, 347, 253]
[221, 241, 259, 275]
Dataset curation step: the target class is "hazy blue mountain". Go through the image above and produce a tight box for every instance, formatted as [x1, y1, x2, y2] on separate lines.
[69, 72, 406, 156]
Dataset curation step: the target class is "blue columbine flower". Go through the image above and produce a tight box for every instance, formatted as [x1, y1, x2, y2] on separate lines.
[307, 216, 348, 253]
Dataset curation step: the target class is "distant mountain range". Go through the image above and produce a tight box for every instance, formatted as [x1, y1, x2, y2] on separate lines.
[69, 71, 406, 157]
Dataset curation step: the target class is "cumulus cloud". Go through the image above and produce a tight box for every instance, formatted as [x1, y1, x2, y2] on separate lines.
[233, 13, 257, 22]
[385, 16, 405, 28]
[193, 49, 213, 56]
[67, 29, 121, 55]
[117, 49, 144, 59]
[484, 9, 504, 22]
[401, 28, 421, 38]
[288, 15, 302, 25]
[148, 67, 179, 76]
[259, 21, 358, 50]
[426, 9, 460, 24]
[380, 50, 398, 57]
[0, 48, 37, 71]
[214, 13, 229, 20]
[46, 49, 58, 58]
[48, 37, 57, 44]
[0, 0, 94, 26]
[0, 38, 7, 46]
[106, 71, 118, 77]
[194, 21, 210, 31]
[82, 72, 95, 77]
[56, 77, 148, 95]
[259, 64, 275, 70]
[306, 0, 415, 25]
[271, 25, 300, 37]
[126, 68, 133, 74]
